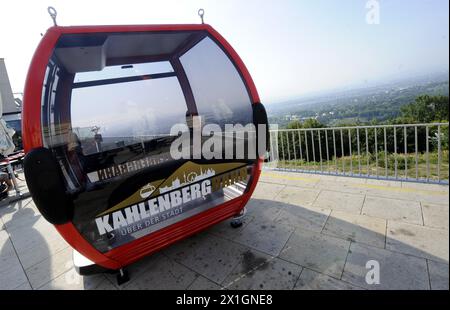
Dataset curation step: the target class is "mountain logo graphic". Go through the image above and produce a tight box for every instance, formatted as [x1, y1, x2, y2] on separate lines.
[159, 167, 216, 194]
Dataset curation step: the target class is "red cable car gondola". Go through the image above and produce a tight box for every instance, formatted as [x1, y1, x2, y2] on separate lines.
[22, 10, 268, 283]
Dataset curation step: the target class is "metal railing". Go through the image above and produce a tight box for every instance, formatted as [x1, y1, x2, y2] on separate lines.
[266, 123, 449, 184]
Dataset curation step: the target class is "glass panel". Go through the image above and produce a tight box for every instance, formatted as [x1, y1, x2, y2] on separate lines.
[180, 37, 253, 128]
[70, 76, 186, 155]
[74, 61, 174, 83]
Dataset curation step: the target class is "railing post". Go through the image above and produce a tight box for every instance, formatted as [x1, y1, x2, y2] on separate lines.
[298, 130, 303, 162]
[272, 131, 278, 163]
[286, 132, 291, 169]
[384, 127, 388, 178]
[280, 131, 285, 170]
[374, 128, 379, 178]
[348, 128, 353, 175]
[340, 129, 345, 174]
[357, 128, 361, 175]
[404, 126, 408, 180]
[318, 130, 323, 172]
[325, 130, 330, 173]
[304, 131, 309, 164]
[292, 130, 297, 165]
[333, 129, 337, 174]
[311, 130, 316, 173]
[415, 126, 418, 180]
[365, 128, 369, 176]
[426, 126, 430, 181]
[438, 125, 441, 182]
[394, 127, 398, 179]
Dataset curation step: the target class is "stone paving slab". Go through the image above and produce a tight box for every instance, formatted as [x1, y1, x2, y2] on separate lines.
[104, 253, 166, 288]
[15, 282, 33, 290]
[7, 216, 69, 269]
[421, 202, 449, 229]
[0, 197, 34, 228]
[222, 249, 302, 290]
[366, 179, 403, 188]
[94, 277, 119, 290]
[315, 180, 368, 195]
[244, 199, 282, 222]
[0, 196, 33, 211]
[322, 211, 386, 248]
[361, 196, 423, 225]
[122, 254, 198, 290]
[39, 268, 107, 290]
[164, 233, 250, 284]
[279, 228, 351, 278]
[294, 268, 363, 290]
[259, 171, 320, 188]
[273, 186, 321, 207]
[25, 247, 73, 289]
[16, 237, 69, 271]
[427, 260, 450, 290]
[274, 202, 330, 233]
[386, 221, 449, 263]
[342, 242, 430, 290]
[232, 217, 294, 256]
[250, 182, 286, 200]
[401, 182, 449, 191]
[207, 214, 254, 241]
[313, 190, 365, 214]
[364, 185, 447, 204]
[0, 230, 29, 290]
[188, 275, 223, 290]
[413, 192, 449, 207]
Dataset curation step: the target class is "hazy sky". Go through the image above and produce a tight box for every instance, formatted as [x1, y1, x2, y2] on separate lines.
[0, 0, 448, 103]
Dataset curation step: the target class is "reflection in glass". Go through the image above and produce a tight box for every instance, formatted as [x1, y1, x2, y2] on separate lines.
[71, 76, 186, 155]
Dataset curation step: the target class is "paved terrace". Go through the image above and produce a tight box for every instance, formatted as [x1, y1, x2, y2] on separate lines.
[0, 171, 448, 290]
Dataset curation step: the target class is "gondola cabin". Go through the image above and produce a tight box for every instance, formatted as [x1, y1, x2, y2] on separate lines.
[22, 23, 267, 279]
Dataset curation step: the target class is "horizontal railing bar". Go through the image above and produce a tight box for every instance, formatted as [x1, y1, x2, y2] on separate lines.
[263, 166, 449, 185]
[269, 123, 449, 132]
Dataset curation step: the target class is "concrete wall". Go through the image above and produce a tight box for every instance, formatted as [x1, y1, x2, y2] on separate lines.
[0, 58, 21, 116]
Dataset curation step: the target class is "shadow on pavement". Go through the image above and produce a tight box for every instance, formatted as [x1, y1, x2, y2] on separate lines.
[0, 196, 448, 290]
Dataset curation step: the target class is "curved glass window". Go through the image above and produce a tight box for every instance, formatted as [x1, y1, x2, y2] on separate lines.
[180, 37, 253, 128]
[71, 75, 186, 155]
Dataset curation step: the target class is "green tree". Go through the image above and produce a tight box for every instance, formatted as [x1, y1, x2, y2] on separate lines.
[400, 95, 449, 123]
[301, 118, 325, 128]
[286, 118, 324, 129]
[286, 120, 302, 129]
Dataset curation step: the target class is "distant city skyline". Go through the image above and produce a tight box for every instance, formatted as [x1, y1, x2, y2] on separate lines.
[0, 0, 448, 103]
